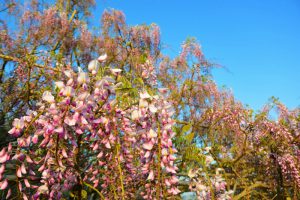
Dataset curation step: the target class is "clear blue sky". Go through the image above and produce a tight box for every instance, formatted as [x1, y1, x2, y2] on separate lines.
[94, 0, 300, 111]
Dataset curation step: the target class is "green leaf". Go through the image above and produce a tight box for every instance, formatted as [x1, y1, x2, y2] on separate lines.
[185, 132, 195, 144]
[182, 124, 192, 133]
[133, 77, 144, 86]
[69, 192, 74, 197]
[82, 190, 87, 199]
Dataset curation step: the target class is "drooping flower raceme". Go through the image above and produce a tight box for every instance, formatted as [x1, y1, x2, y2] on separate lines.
[188, 155, 233, 200]
[0, 59, 179, 199]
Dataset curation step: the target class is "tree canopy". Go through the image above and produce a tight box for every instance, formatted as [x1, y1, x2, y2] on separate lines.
[0, 1, 299, 199]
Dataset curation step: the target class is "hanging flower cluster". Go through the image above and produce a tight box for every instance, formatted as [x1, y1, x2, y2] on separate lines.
[187, 152, 233, 200]
[134, 89, 179, 198]
[0, 55, 179, 199]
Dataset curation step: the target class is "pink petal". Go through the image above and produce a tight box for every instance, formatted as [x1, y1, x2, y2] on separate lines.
[93, 118, 102, 124]
[75, 128, 83, 134]
[149, 129, 157, 138]
[23, 193, 29, 200]
[42, 170, 48, 179]
[149, 104, 157, 113]
[24, 179, 30, 188]
[98, 53, 107, 62]
[93, 143, 99, 151]
[16, 167, 22, 177]
[93, 179, 99, 187]
[38, 164, 45, 172]
[158, 88, 169, 94]
[7, 143, 12, 152]
[171, 176, 179, 184]
[140, 91, 151, 99]
[38, 184, 49, 194]
[25, 136, 31, 146]
[58, 159, 64, 167]
[144, 151, 151, 158]
[167, 139, 173, 146]
[131, 110, 139, 120]
[0, 148, 5, 157]
[147, 170, 154, 180]
[31, 185, 38, 189]
[171, 187, 180, 195]
[111, 68, 122, 75]
[21, 163, 27, 174]
[162, 156, 168, 164]
[26, 156, 33, 163]
[73, 112, 80, 121]
[0, 179, 8, 190]
[55, 81, 65, 89]
[169, 155, 176, 161]
[166, 166, 176, 174]
[42, 91, 55, 103]
[13, 118, 24, 129]
[0, 164, 5, 174]
[172, 148, 178, 153]
[97, 151, 103, 158]
[105, 141, 111, 149]
[81, 116, 88, 125]
[162, 148, 168, 156]
[0, 154, 8, 164]
[39, 137, 49, 147]
[18, 182, 22, 192]
[64, 117, 76, 126]
[6, 189, 11, 198]
[29, 169, 36, 176]
[165, 179, 171, 187]
[142, 142, 153, 150]
[62, 149, 68, 158]
[32, 135, 38, 144]
[54, 127, 64, 133]
[8, 127, 16, 135]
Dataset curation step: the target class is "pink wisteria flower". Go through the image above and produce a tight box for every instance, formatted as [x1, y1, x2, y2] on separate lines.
[0, 58, 179, 199]
[110, 68, 122, 76]
[42, 91, 55, 103]
[8, 118, 25, 137]
[88, 59, 100, 75]
[98, 53, 107, 62]
[77, 67, 89, 85]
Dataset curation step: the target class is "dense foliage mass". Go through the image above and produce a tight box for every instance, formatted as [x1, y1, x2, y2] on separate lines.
[0, 1, 299, 199]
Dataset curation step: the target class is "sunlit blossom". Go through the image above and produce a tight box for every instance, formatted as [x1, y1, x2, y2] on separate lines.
[63, 86, 74, 97]
[77, 70, 89, 84]
[42, 91, 55, 103]
[88, 59, 100, 75]
[98, 53, 107, 62]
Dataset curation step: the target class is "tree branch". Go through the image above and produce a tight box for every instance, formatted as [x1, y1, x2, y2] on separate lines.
[0, 54, 60, 72]
[0, 60, 7, 83]
[232, 182, 269, 200]
[0, 3, 15, 13]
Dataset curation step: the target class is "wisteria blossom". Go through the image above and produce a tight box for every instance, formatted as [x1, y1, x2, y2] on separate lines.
[0, 58, 179, 199]
[0, 1, 299, 199]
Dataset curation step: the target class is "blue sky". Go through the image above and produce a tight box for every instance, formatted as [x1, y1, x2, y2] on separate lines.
[94, 0, 300, 111]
